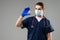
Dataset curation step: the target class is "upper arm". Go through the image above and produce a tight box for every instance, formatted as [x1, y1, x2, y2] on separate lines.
[45, 19, 54, 33]
[47, 32, 52, 37]
[21, 18, 29, 29]
[47, 32, 52, 40]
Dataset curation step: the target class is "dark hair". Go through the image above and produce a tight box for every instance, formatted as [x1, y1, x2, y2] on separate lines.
[35, 2, 44, 9]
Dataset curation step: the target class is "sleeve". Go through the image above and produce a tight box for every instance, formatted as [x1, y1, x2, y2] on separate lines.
[45, 19, 54, 33]
[21, 18, 29, 29]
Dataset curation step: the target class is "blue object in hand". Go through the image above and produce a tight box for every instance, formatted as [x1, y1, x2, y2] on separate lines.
[21, 7, 30, 17]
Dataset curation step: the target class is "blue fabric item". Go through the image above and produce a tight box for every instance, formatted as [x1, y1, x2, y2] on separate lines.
[21, 16, 54, 40]
[21, 7, 30, 17]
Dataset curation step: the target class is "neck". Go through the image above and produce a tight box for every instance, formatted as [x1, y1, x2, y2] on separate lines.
[36, 15, 44, 18]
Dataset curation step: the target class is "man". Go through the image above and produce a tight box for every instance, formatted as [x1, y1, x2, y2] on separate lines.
[16, 2, 54, 40]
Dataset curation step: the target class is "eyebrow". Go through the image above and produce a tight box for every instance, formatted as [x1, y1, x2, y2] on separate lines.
[35, 8, 42, 10]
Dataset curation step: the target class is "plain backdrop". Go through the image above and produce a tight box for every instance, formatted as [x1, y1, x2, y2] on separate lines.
[0, 0, 60, 40]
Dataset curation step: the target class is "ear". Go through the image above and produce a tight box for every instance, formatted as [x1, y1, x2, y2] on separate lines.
[43, 7, 44, 11]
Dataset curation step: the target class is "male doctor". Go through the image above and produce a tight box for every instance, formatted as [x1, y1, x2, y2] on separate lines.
[16, 2, 54, 40]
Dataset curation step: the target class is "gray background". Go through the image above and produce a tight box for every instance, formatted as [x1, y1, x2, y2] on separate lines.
[0, 0, 60, 40]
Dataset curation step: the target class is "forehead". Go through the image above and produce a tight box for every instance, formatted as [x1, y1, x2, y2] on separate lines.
[35, 5, 42, 8]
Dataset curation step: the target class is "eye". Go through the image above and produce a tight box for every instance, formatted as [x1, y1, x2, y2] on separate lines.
[38, 8, 41, 10]
[35, 8, 41, 10]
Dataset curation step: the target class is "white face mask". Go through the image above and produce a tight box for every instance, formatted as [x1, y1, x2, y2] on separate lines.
[35, 10, 43, 16]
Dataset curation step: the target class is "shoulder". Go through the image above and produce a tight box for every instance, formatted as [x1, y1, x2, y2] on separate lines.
[43, 17, 50, 22]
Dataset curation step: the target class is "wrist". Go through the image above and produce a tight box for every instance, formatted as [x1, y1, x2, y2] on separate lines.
[20, 16, 23, 18]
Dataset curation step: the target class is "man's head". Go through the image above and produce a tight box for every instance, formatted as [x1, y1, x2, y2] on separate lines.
[35, 2, 44, 17]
